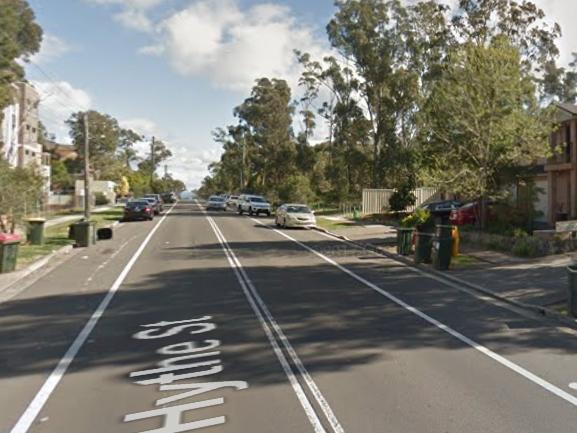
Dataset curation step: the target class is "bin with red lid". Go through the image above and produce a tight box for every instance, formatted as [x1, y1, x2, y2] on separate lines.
[0, 233, 22, 273]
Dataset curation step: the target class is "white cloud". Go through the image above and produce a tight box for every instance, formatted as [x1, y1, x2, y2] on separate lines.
[85, 0, 167, 32]
[147, 0, 329, 91]
[33, 81, 92, 143]
[30, 34, 73, 64]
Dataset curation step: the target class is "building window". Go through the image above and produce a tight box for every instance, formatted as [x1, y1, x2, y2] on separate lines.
[566, 124, 571, 160]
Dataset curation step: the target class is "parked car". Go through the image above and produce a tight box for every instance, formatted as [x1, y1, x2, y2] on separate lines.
[275, 204, 316, 228]
[239, 195, 271, 216]
[142, 197, 161, 215]
[419, 200, 462, 217]
[449, 200, 494, 226]
[161, 192, 177, 204]
[144, 194, 164, 212]
[227, 195, 239, 208]
[206, 195, 227, 211]
[123, 199, 154, 221]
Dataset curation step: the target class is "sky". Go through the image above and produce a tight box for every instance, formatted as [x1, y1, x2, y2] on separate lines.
[24, 0, 577, 189]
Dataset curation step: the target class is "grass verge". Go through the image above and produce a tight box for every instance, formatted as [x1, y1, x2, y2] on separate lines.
[16, 207, 124, 270]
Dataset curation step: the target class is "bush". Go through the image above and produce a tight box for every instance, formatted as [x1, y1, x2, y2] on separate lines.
[511, 236, 544, 258]
[400, 208, 432, 229]
[389, 184, 416, 212]
[94, 192, 109, 206]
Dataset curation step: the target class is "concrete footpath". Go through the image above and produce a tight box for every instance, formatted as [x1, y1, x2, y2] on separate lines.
[320, 221, 572, 311]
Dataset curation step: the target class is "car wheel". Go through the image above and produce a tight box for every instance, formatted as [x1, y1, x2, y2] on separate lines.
[248, 208, 253, 216]
[266, 211, 271, 217]
[238, 208, 243, 215]
[281, 217, 286, 229]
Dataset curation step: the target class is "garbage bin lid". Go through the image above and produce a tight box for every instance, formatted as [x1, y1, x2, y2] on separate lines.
[25, 217, 46, 223]
[0, 233, 22, 244]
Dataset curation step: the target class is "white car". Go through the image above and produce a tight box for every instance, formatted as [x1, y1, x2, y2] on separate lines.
[227, 195, 239, 208]
[275, 204, 316, 228]
[239, 195, 271, 216]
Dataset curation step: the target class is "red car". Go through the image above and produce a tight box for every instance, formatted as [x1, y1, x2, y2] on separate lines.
[449, 201, 494, 226]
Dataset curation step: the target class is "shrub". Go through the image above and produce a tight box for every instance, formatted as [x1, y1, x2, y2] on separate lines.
[511, 236, 543, 257]
[390, 184, 416, 212]
[400, 208, 431, 228]
[94, 192, 109, 206]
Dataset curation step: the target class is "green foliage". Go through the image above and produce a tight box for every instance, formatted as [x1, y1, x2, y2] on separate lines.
[67, 110, 120, 180]
[422, 38, 554, 227]
[511, 236, 543, 258]
[0, 156, 43, 233]
[389, 183, 416, 213]
[50, 159, 73, 192]
[0, 0, 43, 114]
[400, 208, 431, 228]
[277, 174, 316, 204]
[94, 192, 109, 206]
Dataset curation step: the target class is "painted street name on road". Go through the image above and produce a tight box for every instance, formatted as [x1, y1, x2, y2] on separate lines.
[124, 316, 248, 432]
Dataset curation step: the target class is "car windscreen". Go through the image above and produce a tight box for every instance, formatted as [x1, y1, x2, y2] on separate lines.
[250, 197, 266, 203]
[287, 206, 311, 213]
[209, 197, 225, 202]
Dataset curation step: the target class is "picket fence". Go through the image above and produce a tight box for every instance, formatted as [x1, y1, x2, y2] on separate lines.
[362, 187, 439, 215]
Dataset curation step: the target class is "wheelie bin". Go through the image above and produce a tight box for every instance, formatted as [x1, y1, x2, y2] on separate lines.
[432, 224, 453, 270]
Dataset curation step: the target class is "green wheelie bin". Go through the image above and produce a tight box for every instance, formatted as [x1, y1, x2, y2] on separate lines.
[414, 231, 434, 264]
[396, 227, 415, 256]
[73, 221, 97, 248]
[25, 218, 46, 245]
[432, 225, 453, 270]
[0, 233, 21, 273]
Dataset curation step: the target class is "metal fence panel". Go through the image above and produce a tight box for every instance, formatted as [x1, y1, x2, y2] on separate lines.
[362, 188, 439, 215]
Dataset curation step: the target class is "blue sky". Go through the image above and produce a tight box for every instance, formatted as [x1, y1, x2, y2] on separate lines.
[25, 0, 336, 188]
[24, 0, 577, 188]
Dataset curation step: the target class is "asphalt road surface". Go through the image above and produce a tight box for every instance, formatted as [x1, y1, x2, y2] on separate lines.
[2, 201, 577, 433]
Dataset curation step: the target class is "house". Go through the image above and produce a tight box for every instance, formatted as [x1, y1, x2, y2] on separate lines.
[541, 103, 577, 226]
[43, 140, 78, 161]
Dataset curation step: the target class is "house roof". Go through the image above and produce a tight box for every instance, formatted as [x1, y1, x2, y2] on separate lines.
[556, 102, 577, 116]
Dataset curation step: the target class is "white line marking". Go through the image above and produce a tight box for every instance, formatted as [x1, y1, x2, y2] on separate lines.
[203, 216, 327, 433]
[250, 217, 577, 409]
[208, 216, 345, 433]
[570, 383, 577, 391]
[198, 203, 344, 432]
[10, 205, 176, 433]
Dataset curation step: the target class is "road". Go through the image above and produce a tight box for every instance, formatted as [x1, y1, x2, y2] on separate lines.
[2, 200, 577, 433]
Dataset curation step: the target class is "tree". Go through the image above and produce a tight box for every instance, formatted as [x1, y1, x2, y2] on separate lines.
[138, 139, 172, 179]
[422, 38, 553, 228]
[50, 159, 73, 192]
[0, 156, 43, 233]
[0, 0, 43, 118]
[231, 78, 296, 199]
[326, 0, 456, 192]
[118, 128, 142, 169]
[66, 110, 121, 180]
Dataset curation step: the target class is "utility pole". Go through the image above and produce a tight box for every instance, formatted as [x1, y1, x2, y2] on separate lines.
[150, 136, 155, 189]
[83, 112, 91, 219]
[164, 164, 168, 178]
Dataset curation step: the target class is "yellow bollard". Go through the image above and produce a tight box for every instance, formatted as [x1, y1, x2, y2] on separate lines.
[452, 225, 460, 257]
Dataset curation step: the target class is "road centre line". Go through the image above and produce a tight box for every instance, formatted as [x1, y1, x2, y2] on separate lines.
[9, 205, 176, 433]
[200, 206, 344, 433]
[249, 217, 577, 409]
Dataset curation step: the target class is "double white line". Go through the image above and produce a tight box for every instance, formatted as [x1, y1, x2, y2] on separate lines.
[204, 212, 345, 433]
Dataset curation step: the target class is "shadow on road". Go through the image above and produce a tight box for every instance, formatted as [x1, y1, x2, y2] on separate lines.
[2, 216, 577, 389]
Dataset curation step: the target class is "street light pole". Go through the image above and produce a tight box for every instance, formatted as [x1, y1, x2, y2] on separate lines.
[83, 112, 91, 219]
[150, 136, 156, 190]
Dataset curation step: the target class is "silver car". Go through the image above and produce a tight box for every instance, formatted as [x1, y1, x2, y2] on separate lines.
[275, 204, 316, 228]
[239, 195, 271, 216]
[206, 195, 227, 211]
